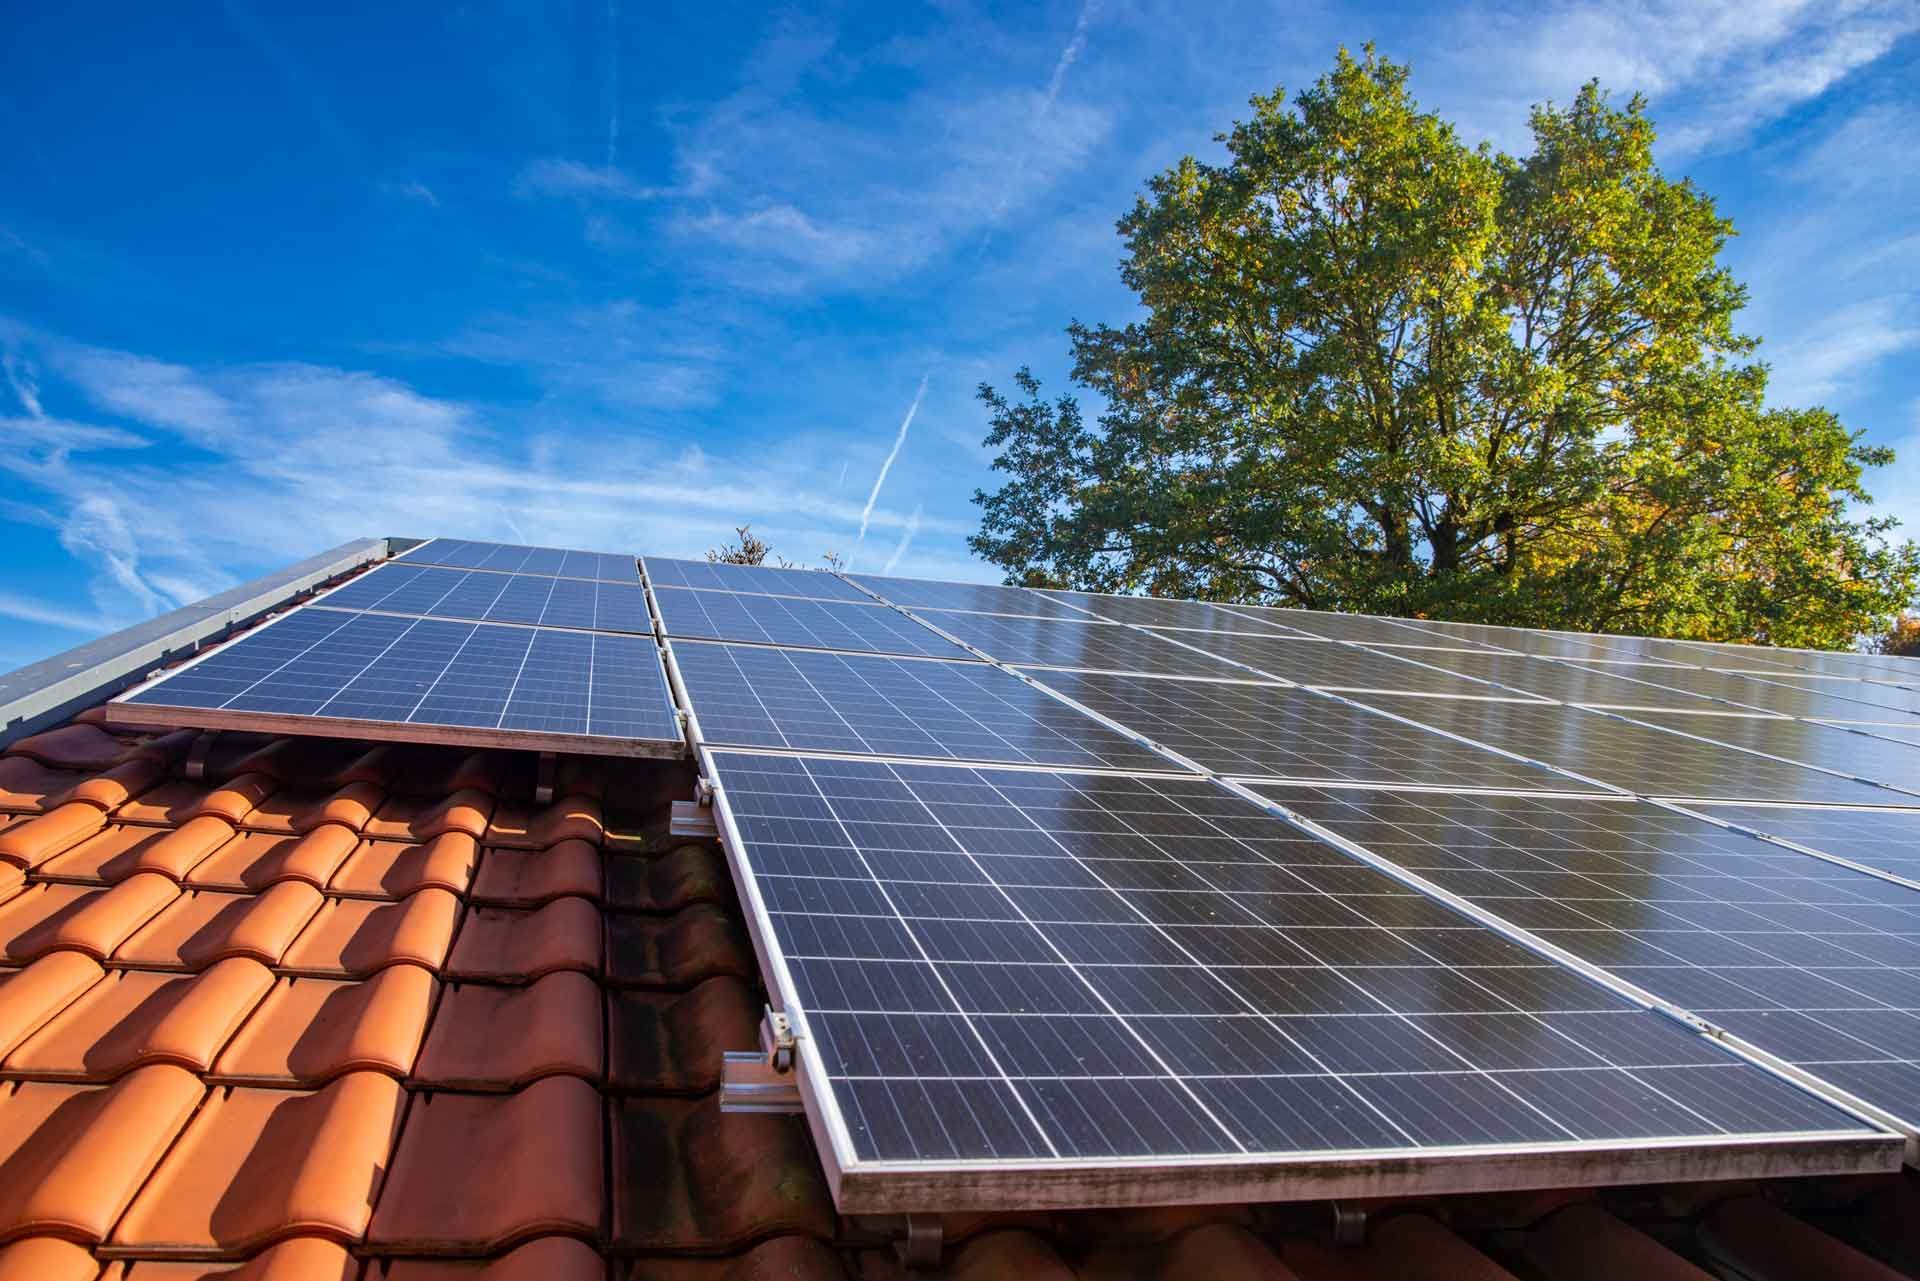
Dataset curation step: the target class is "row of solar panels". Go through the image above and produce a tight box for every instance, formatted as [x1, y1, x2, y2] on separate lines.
[110, 537, 1920, 1210]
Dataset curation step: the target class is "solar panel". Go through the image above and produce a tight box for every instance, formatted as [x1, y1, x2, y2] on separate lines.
[850, 575, 1091, 619]
[1263, 785, 1920, 1138]
[1220, 605, 1494, 649]
[1150, 630, 1526, 697]
[1408, 651, 1733, 711]
[670, 642, 1172, 771]
[1342, 694, 1901, 806]
[1618, 712, 1920, 801]
[653, 586, 971, 658]
[115, 605, 680, 754]
[321, 563, 652, 634]
[912, 611, 1249, 678]
[1024, 669, 1588, 792]
[706, 751, 1888, 1207]
[1039, 592, 1302, 635]
[1677, 803, 1920, 884]
[1562, 662, 1920, 723]
[1668, 642, 1920, 684]
[395, 537, 636, 583]
[642, 556, 874, 602]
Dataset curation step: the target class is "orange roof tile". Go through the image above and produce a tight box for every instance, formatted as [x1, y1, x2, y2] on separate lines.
[5, 958, 274, 1081]
[0, 1236, 103, 1281]
[361, 790, 492, 844]
[280, 891, 460, 977]
[39, 819, 234, 885]
[370, 1236, 605, 1280]
[238, 781, 384, 837]
[0, 756, 88, 814]
[114, 884, 325, 971]
[0, 874, 180, 963]
[0, 1065, 204, 1243]
[604, 904, 752, 989]
[604, 845, 729, 913]
[66, 758, 167, 813]
[483, 795, 604, 850]
[183, 828, 359, 894]
[6, 725, 144, 772]
[412, 972, 601, 1090]
[470, 839, 602, 906]
[211, 968, 434, 1087]
[326, 834, 478, 900]
[445, 898, 600, 982]
[112, 782, 239, 829]
[0, 803, 110, 869]
[607, 977, 757, 1095]
[111, 1071, 407, 1254]
[0, 953, 106, 1060]
[105, 1237, 358, 1278]
[366, 1075, 604, 1253]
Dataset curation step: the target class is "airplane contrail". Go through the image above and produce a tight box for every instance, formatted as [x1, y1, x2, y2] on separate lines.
[856, 373, 929, 552]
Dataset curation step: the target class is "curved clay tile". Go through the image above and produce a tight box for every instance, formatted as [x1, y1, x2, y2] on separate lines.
[607, 976, 758, 1095]
[605, 903, 753, 989]
[373, 1235, 606, 1281]
[211, 967, 436, 1087]
[470, 839, 603, 907]
[185, 828, 360, 894]
[114, 884, 326, 971]
[3, 724, 138, 772]
[0, 1064, 204, 1243]
[366, 1074, 604, 1253]
[610, 1095, 834, 1251]
[326, 834, 478, 900]
[1277, 1213, 1520, 1281]
[280, 890, 462, 978]
[0, 757, 88, 815]
[0, 864, 16, 902]
[104, 1235, 359, 1278]
[943, 1230, 1082, 1281]
[0, 953, 105, 1060]
[241, 781, 386, 838]
[5, 958, 274, 1082]
[411, 971, 602, 1090]
[604, 844, 729, 912]
[0, 804, 109, 870]
[1084, 1223, 1306, 1281]
[188, 774, 280, 826]
[484, 795, 604, 850]
[444, 898, 602, 982]
[361, 790, 492, 844]
[0, 875, 180, 964]
[38, 818, 234, 886]
[111, 781, 242, 829]
[65, 758, 167, 813]
[1525, 1202, 1717, 1281]
[111, 1071, 408, 1254]
[0, 1236, 100, 1281]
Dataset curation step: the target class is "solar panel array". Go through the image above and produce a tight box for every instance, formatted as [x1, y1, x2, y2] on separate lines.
[104, 536, 1920, 1208]
[115, 540, 680, 754]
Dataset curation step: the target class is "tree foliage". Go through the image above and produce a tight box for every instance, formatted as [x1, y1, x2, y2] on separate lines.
[706, 525, 785, 566]
[971, 48, 1917, 648]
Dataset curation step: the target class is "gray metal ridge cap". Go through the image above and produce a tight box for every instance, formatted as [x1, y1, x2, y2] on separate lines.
[0, 536, 392, 746]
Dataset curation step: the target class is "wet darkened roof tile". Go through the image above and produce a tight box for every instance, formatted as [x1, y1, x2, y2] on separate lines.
[412, 972, 601, 1091]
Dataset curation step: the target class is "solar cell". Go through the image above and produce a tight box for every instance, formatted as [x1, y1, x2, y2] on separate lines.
[117, 605, 680, 752]
[849, 575, 1091, 618]
[642, 557, 873, 602]
[1678, 804, 1920, 884]
[1150, 630, 1525, 697]
[671, 642, 1173, 770]
[395, 537, 636, 582]
[707, 752, 1884, 1200]
[1264, 785, 1920, 1136]
[1562, 662, 1920, 722]
[912, 611, 1248, 678]
[1618, 712, 1920, 800]
[1409, 652, 1732, 711]
[1342, 694, 1901, 806]
[322, 564, 652, 634]
[653, 586, 971, 658]
[1024, 669, 1586, 792]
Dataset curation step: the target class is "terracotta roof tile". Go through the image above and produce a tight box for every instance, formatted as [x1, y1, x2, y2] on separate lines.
[1526, 1202, 1716, 1281]
[1281, 1213, 1520, 1281]
[389, 751, 501, 801]
[604, 904, 752, 989]
[0, 953, 106, 1059]
[0, 1065, 204, 1243]
[114, 884, 325, 971]
[6, 724, 141, 771]
[606, 977, 756, 1095]
[367, 1075, 604, 1253]
[372, 1236, 606, 1280]
[281, 891, 461, 978]
[240, 782, 385, 838]
[471, 840, 602, 907]
[216, 735, 369, 787]
[184, 829, 360, 894]
[604, 846, 729, 913]
[5, 958, 275, 1081]
[611, 1096, 834, 1251]
[484, 796, 604, 850]
[212, 968, 435, 1086]
[0, 864, 17, 902]
[0, 803, 110, 869]
[189, 775, 280, 826]
[0, 875, 180, 963]
[106, 1236, 359, 1278]
[0, 756, 88, 814]
[113, 782, 239, 830]
[1699, 1195, 1908, 1281]
[608, 1236, 847, 1281]
[327, 835, 478, 900]
[111, 1071, 408, 1255]
[0, 1236, 104, 1281]
[39, 819, 234, 885]
[938, 1231, 1080, 1281]
[445, 899, 600, 982]
[412, 972, 601, 1090]
[362, 790, 492, 844]
[67, 758, 168, 813]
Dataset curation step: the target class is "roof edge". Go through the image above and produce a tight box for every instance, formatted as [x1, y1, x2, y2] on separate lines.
[0, 536, 391, 747]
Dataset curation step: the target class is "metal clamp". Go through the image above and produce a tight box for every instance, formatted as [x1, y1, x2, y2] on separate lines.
[533, 752, 557, 805]
[896, 1214, 945, 1269]
[761, 1008, 796, 1071]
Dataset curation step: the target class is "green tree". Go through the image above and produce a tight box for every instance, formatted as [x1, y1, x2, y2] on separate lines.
[972, 48, 1917, 648]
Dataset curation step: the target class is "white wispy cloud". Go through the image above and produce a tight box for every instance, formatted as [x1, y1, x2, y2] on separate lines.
[382, 180, 440, 207]
[856, 373, 930, 557]
[1764, 298, 1920, 406]
[882, 504, 924, 573]
[0, 589, 127, 635]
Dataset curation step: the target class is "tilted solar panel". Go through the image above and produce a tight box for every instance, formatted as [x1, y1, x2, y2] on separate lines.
[394, 537, 636, 583]
[912, 611, 1248, 678]
[849, 574, 1091, 619]
[322, 563, 652, 634]
[1152, 630, 1524, 698]
[1678, 803, 1920, 884]
[1561, 662, 1920, 723]
[652, 585, 971, 658]
[1038, 591, 1302, 635]
[642, 556, 874, 602]
[1618, 711, 1920, 800]
[706, 752, 1890, 1209]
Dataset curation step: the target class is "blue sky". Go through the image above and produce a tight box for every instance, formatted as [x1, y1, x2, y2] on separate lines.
[3, 0, 1917, 671]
